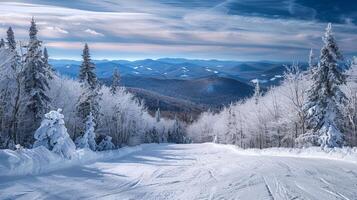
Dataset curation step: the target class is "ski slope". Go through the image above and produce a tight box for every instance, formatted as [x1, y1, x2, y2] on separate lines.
[1, 143, 357, 200]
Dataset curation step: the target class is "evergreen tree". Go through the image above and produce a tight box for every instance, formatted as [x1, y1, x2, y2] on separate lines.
[308, 49, 316, 68]
[97, 135, 115, 151]
[75, 112, 97, 150]
[110, 68, 120, 94]
[297, 23, 347, 148]
[76, 44, 100, 131]
[33, 109, 76, 158]
[22, 18, 50, 144]
[78, 43, 97, 89]
[155, 108, 161, 123]
[168, 116, 185, 143]
[253, 80, 261, 105]
[6, 27, 16, 51]
[0, 39, 5, 48]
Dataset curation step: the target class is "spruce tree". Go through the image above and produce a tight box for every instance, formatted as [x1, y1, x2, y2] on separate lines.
[155, 108, 161, 123]
[297, 23, 347, 148]
[110, 67, 120, 94]
[22, 18, 50, 144]
[6, 27, 16, 51]
[253, 80, 261, 105]
[78, 43, 97, 89]
[77, 44, 100, 128]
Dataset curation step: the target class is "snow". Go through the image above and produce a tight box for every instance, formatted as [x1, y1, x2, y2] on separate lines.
[33, 109, 76, 159]
[0, 145, 141, 176]
[251, 78, 268, 84]
[1, 143, 357, 199]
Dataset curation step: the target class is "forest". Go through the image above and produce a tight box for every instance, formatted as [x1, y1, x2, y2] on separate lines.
[0, 19, 356, 159]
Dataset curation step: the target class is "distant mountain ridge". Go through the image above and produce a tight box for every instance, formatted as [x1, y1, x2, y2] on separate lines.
[50, 58, 298, 86]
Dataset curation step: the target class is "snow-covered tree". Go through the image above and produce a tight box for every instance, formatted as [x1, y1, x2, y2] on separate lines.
[155, 108, 161, 123]
[6, 27, 16, 51]
[76, 44, 100, 126]
[78, 43, 97, 89]
[33, 109, 76, 158]
[22, 18, 51, 140]
[297, 23, 347, 148]
[110, 68, 120, 95]
[97, 135, 115, 151]
[253, 80, 261, 105]
[75, 112, 97, 150]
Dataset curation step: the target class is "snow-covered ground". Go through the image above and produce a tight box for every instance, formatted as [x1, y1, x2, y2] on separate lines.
[1, 143, 357, 200]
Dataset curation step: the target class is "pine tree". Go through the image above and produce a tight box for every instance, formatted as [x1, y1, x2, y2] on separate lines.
[77, 44, 100, 126]
[0, 39, 5, 48]
[76, 44, 100, 132]
[97, 135, 115, 151]
[78, 43, 97, 89]
[155, 108, 161, 122]
[253, 80, 261, 105]
[33, 109, 76, 158]
[110, 68, 120, 94]
[308, 49, 316, 68]
[297, 23, 347, 148]
[75, 112, 97, 150]
[22, 18, 50, 144]
[6, 27, 16, 51]
[168, 116, 185, 143]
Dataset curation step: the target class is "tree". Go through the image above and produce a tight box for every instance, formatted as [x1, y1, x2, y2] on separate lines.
[253, 80, 261, 105]
[168, 116, 186, 143]
[75, 112, 97, 150]
[110, 68, 120, 94]
[33, 109, 76, 158]
[155, 108, 161, 123]
[0, 39, 4, 48]
[6, 27, 16, 51]
[97, 135, 115, 151]
[76, 44, 100, 126]
[297, 23, 347, 148]
[22, 18, 51, 145]
[78, 43, 97, 89]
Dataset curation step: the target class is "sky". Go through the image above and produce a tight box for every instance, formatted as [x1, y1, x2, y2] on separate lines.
[0, 0, 356, 61]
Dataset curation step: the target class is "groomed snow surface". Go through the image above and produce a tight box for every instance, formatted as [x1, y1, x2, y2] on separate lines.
[1, 143, 357, 200]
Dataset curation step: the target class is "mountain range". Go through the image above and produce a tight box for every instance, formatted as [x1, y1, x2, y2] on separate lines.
[50, 58, 306, 116]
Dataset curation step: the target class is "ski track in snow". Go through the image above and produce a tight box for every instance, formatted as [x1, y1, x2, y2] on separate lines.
[1, 143, 357, 200]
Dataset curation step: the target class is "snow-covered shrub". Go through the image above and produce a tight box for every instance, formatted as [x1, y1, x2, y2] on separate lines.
[97, 135, 115, 151]
[75, 112, 97, 150]
[33, 109, 76, 158]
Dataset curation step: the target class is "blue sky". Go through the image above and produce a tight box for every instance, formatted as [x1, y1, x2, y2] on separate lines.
[0, 0, 356, 61]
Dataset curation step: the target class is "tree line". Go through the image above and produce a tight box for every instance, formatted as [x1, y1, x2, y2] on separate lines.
[188, 23, 357, 149]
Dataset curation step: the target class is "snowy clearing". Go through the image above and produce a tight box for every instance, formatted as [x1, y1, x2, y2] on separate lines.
[1, 143, 357, 200]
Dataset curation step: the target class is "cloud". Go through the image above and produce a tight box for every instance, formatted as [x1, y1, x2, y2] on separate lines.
[0, 0, 355, 61]
[84, 29, 104, 37]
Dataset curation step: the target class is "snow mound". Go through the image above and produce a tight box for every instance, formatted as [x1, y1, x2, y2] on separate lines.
[0, 145, 142, 176]
[213, 143, 357, 164]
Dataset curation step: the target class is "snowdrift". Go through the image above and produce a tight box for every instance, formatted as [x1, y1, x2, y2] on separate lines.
[213, 143, 357, 164]
[0, 145, 142, 176]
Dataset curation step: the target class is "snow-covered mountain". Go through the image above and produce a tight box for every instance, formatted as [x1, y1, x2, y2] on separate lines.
[50, 58, 297, 85]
